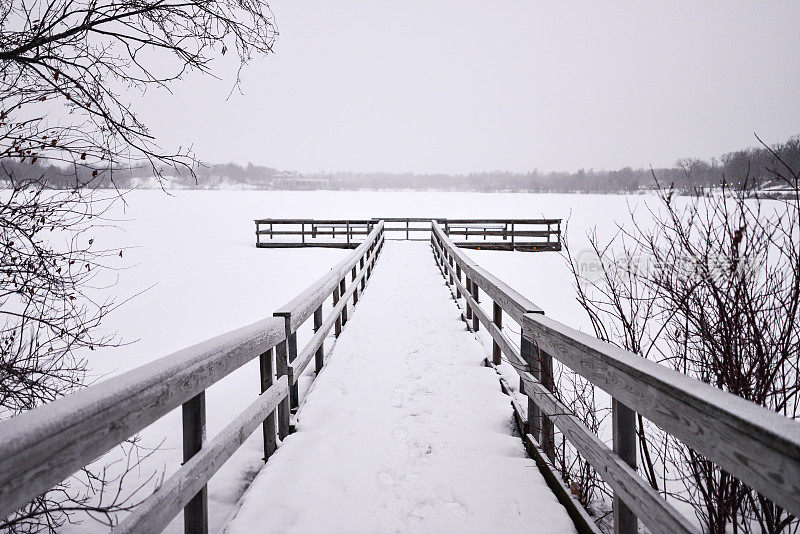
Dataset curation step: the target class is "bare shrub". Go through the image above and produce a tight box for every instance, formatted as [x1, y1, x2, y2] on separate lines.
[562, 139, 800, 533]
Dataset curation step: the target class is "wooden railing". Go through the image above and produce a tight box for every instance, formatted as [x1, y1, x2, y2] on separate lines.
[0, 222, 385, 533]
[430, 220, 800, 534]
[255, 217, 560, 251]
[255, 218, 376, 249]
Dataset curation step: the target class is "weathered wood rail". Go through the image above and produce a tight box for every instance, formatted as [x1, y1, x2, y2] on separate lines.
[430, 220, 800, 534]
[255, 217, 560, 251]
[0, 222, 385, 534]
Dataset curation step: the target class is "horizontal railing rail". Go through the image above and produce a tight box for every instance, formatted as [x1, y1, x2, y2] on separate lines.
[255, 217, 560, 251]
[430, 220, 800, 534]
[0, 222, 386, 533]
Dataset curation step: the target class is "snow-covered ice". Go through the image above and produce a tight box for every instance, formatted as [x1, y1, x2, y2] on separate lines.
[224, 242, 576, 533]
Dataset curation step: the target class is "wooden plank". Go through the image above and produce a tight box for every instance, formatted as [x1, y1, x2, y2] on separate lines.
[522, 312, 800, 517]
[519, 373, 694, 534]
[0, 316, 285, 518]
[115, 378, 289, 534]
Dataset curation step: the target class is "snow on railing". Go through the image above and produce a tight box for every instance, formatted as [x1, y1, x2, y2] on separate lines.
[431, 220, 800, 534]
[0, 222, 386, 533]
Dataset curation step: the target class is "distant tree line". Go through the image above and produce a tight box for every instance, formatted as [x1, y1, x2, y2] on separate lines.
[2, 135, 798, 193]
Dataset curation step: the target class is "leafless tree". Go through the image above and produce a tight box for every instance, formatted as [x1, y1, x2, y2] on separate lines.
[563, 139, 800, 533]
[1, 0, 276, 529]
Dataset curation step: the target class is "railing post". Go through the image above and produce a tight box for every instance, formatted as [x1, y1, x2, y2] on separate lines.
[455, 263, 461, 298]
[492, 302, 502, 365]
[333, 286, 341, 337]
[511, 222, 515, 250]
[301, 222, 305, 247]
[275, 339, 290, 439]
[259, 348, 277, 461]
[471, 282, 480, 332]
[448, 255, 454, 285]
[313, 305, 324, 372]
[288, 330, 298, 410]
[406, 220, 409, 240]
[256, 222, 260, 247]
[352, 266, 359, 305]
[339, 278, 348, 326]
[540, 348, 555, 462]
[521, 334, 536, 437]
[182, 392, 208, 534]
[465, 278, 473, 321]
[613, 399, 638, 534]
[360, 257, 366, 291]
[347, 222, 351, 247]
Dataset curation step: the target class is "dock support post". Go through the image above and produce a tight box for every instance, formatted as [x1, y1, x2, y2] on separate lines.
[182, 392, 208, 534]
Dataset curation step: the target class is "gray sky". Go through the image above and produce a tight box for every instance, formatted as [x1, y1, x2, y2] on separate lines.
[139, 1, 800, 174]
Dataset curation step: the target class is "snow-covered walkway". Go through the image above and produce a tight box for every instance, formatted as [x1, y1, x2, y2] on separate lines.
[224, 242, 576, 533]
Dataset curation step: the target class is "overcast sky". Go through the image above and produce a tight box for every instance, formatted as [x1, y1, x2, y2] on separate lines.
[138, 1, 800, 174]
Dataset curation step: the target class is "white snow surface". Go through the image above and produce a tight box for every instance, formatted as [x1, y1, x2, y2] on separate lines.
[224, 242, 576, 534]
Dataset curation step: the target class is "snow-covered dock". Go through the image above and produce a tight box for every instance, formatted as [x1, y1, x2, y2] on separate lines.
[224, 242, 576, 533]
[3, 213, 800, 534]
